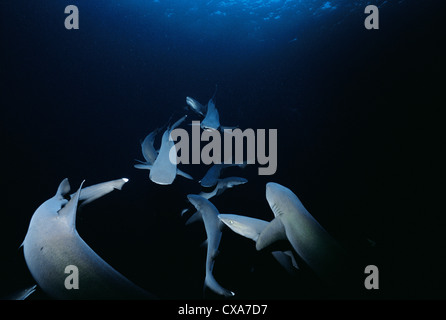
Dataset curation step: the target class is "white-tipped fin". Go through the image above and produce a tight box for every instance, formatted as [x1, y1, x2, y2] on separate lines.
[204, 273, 235, 297]
[75, 178, 129, 206]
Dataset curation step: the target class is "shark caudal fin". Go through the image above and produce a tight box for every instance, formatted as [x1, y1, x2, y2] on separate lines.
[204, 272, 235, 298]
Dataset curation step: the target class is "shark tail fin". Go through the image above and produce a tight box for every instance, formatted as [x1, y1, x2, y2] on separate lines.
[204, 273, 235, 298]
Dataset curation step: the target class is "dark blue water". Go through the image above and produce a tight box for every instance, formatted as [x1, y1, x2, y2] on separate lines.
[0, 0, 444, 300]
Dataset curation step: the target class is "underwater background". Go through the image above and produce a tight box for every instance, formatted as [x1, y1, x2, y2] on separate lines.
[0, 0, 444, 299]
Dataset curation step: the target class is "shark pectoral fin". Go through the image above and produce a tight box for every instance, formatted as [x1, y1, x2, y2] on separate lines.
[59, 180, 85, 230]
[185, 211, 202, 225]
[134, 163, 153, 170]
[271, 251, 299, 274]
[255, 217, 287, 251]
[76, 178, 129, 206]
[283, 250, 299, 270]
[176, 169, 194, 180]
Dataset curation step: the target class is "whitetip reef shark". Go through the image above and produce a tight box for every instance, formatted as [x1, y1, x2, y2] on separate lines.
[22, 178, 155, 299]
[181, 177, 247, 217]
[186, 86, 237, 132]
[256, 182, 352, 287]
[199, 176, 248, 200]
[186, 94, 220, 131]
[186, 194, 235, 297]
[137, 126, 162, 165]
[201, 94, 220, 131]
[134, 115, 193, 185]
[200, 163, 247, 188]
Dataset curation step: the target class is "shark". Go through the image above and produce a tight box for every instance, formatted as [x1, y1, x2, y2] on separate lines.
[200, 163, 247, 188]
[186, 87, 236, 132]
[256, 182, 351, 286]
[134, 115, 193, 185]
[199, 177, 248, 200]
[218, 214, 299, 274]
[181, 177, 247, 217]
[186, 96, 207, 117]
[186, 93, 219, 131]
[186, 194, 235, 297]
[201, 95, 220, 131]
[22, 178, 155, 299]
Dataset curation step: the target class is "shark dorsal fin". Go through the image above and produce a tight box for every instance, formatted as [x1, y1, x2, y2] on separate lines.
[55, 178, 71, 200]
[58, 180, 85, 230]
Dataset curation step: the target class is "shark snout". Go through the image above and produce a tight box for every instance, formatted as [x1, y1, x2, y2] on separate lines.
[265, 182, 281, 199]
[217, 214, 234, 227]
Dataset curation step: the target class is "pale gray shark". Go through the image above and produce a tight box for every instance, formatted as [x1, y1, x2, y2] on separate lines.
[22, 178, 155, 299]
[218, 214, 299, 274]
[256, 182, 349, 285]
[181, 177, 247, 217]
[186, 87, 237, 132]
[200, 163, 247, 188]
[136, 115, 193, 185]
[186, 195, 235, 297]
[201, 96, 220, 131]
[186, 96, 207, 117]
[199, 177, 248, 200]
